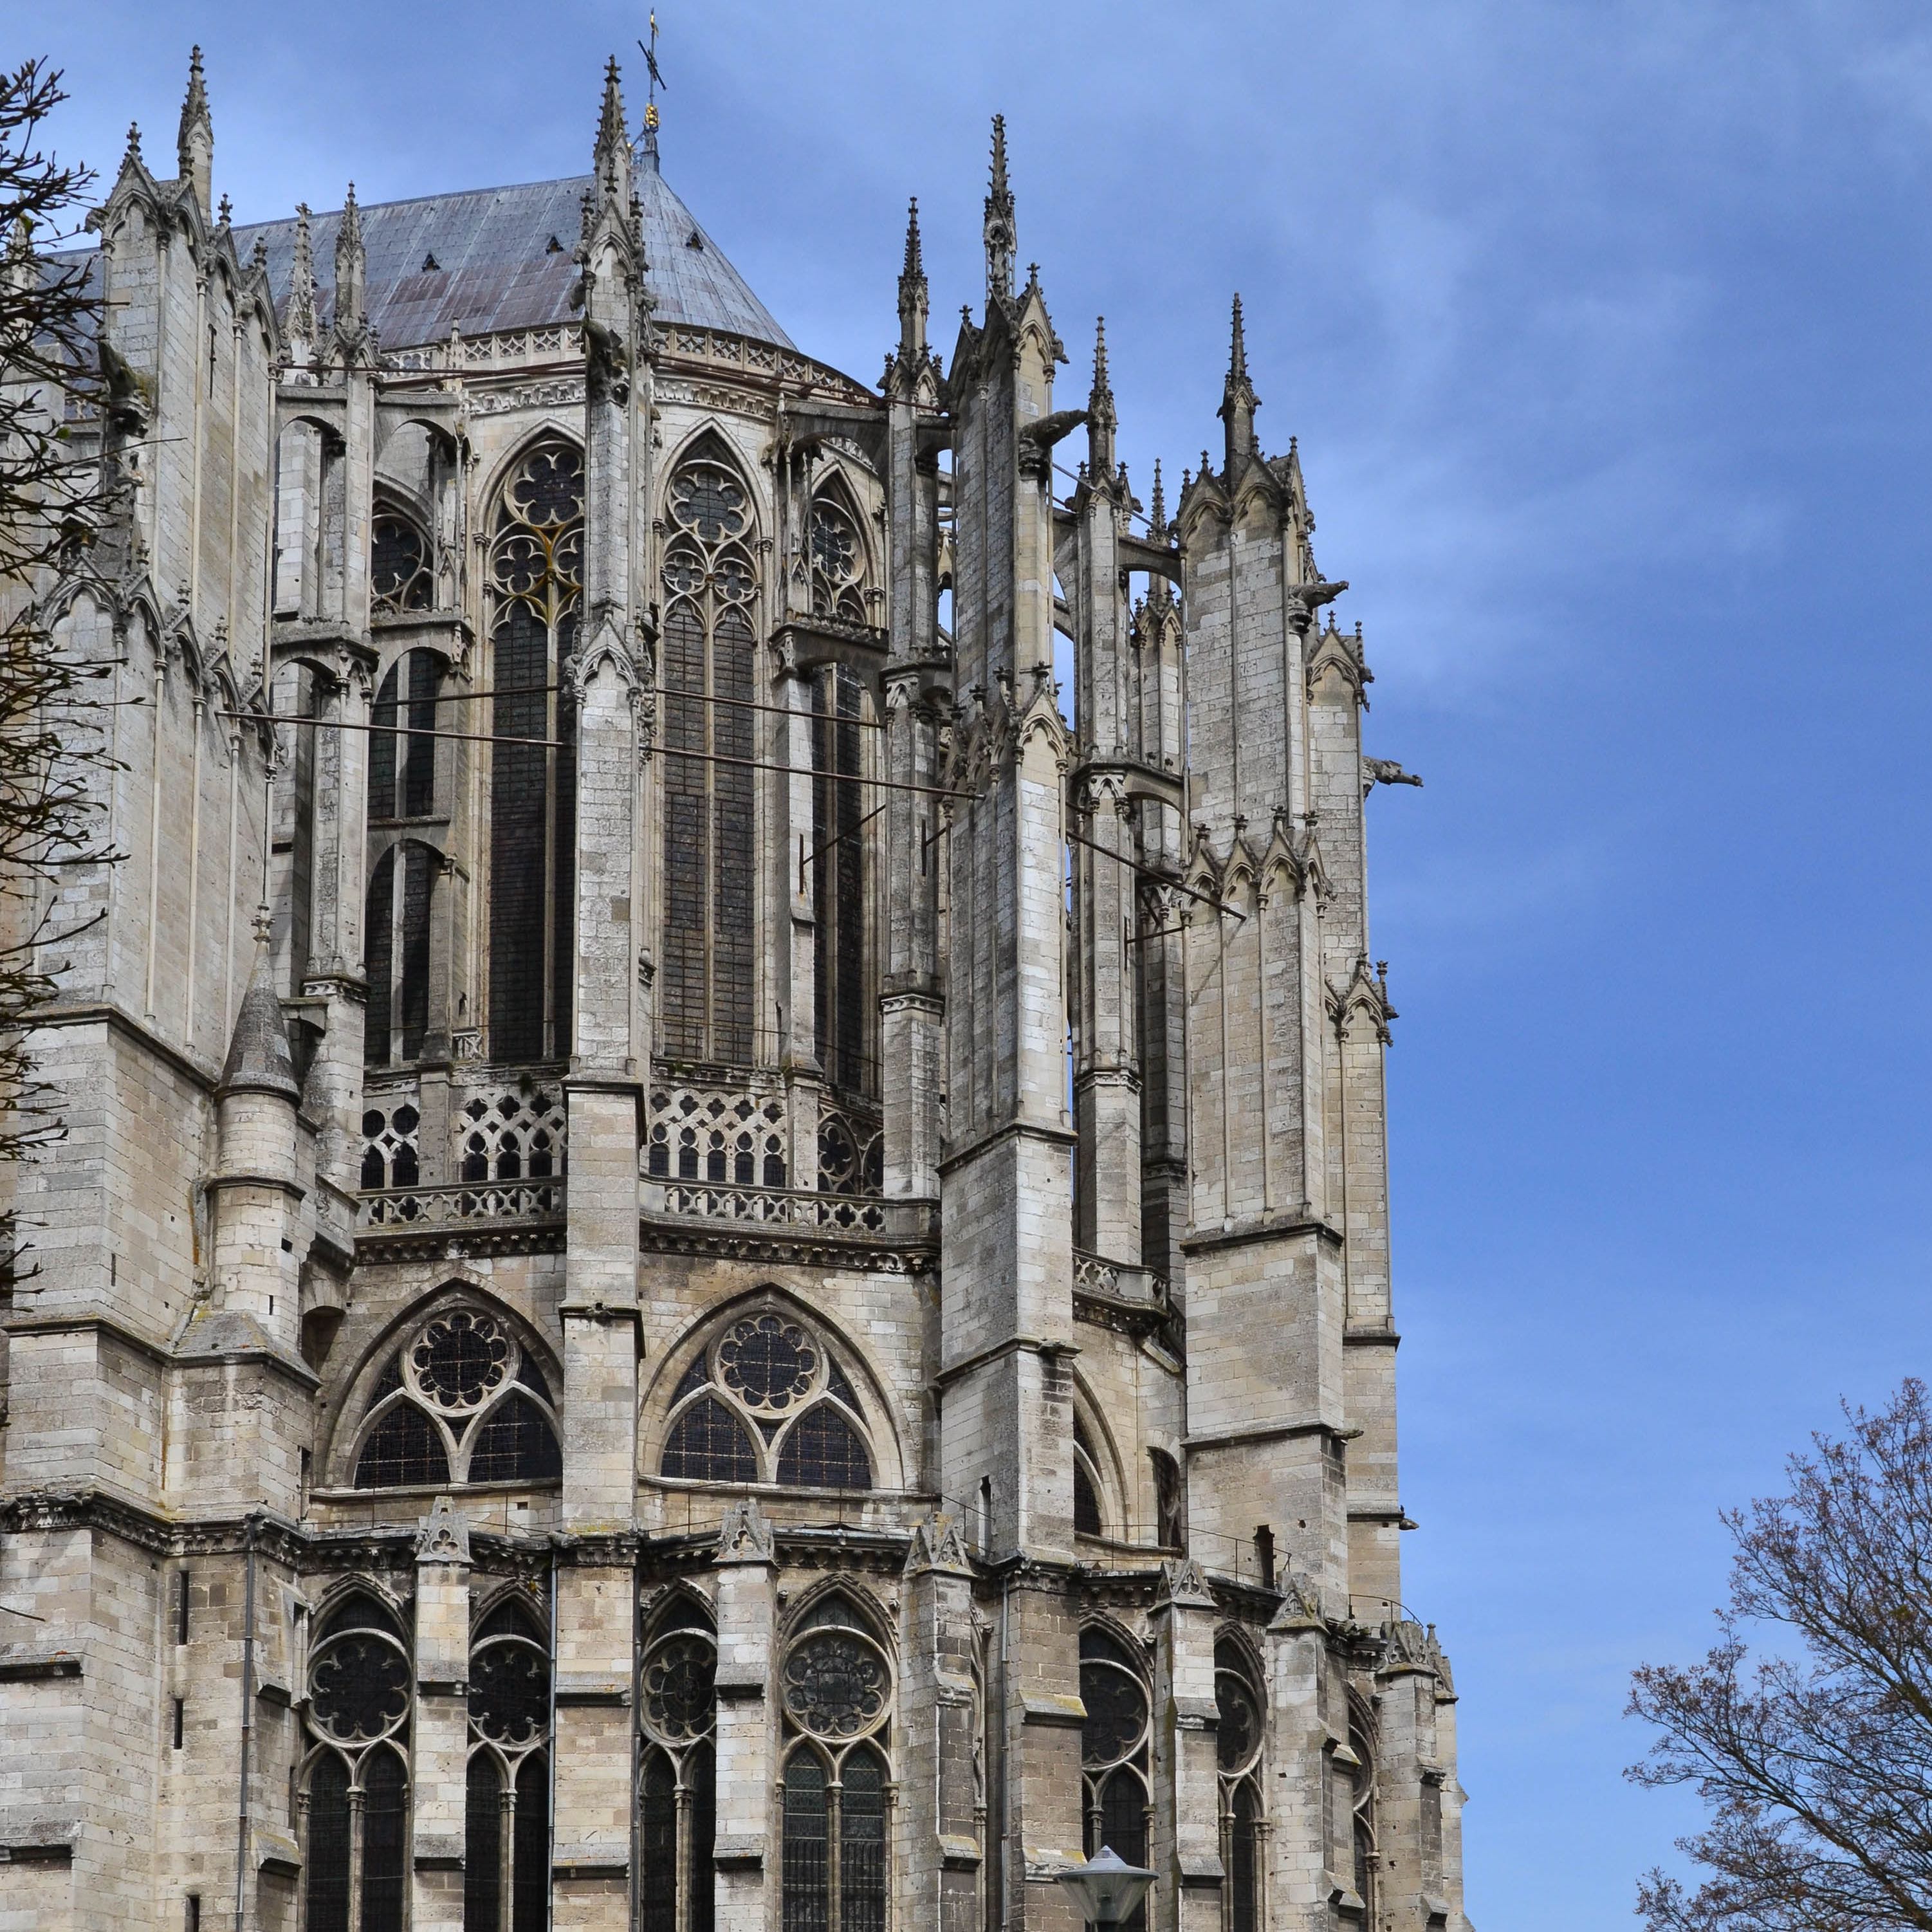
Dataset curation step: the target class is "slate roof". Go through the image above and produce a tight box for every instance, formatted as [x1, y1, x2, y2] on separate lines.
[231, 146, 793, 353]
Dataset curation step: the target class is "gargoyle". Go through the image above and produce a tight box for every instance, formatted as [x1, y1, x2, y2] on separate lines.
[582, 318, 630, 405]
[98, 336, 151, 438]
[1363, 757, 1422, 791]
[1016, 407, 1089, 474]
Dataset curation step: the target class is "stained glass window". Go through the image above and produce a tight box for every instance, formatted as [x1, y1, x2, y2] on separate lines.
[782, 1751, 830, 1932]
[416, 1311, 512, 1410]
[513, 1754, 549, 1932]
[642, 1632, 716, 1743]
[719, 1314, 817, 1412]
[639, 1749, 679, 1932]
[304, 1752, 351, 1932]
[839, 1746, 887, 1932]
[782, 1631, 888, 1741]
[776, 1406, 872, 1491]
[369, 648, 439, 819]
[363, 840, 436, 1068]
[356, 1400, 450, 1489]
[808, 492, 867, 623]
[1215, 1640, 1262, 1775]
[362, 1745, 408, 1932]
[372, 510, 434, 614]
[1229, 1780, 1261, 1932]
[488, 441, 581, 1063]
[464, 1753, 502, 1932]
[812, 666, 873, 1100]
[466, 1598, 549, 1932]
[468, 1393, 562, 1484]
[660, 438, 757, 1065]
[1081, 1626, 1151, 1932]
[638, 1607, 719, 1932]
[661, 1394, 758, 1483]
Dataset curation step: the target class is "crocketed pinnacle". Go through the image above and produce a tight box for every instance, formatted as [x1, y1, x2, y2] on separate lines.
[902, 196, 924, 281]
[1219, 292, 1260, 467]
[1148, 458, 1167, 540]
[1087, 315, 1116, 475]
[594, 55, 630, 188]
[896, 197, 928, 365]
[984, 114, 1016, 305]
[176, 46, 212, 209]
[286, 202, 317, 340]
[334, 183, 366, 335]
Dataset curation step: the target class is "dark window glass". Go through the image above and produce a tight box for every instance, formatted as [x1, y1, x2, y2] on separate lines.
[513, 1752, 549, 1932]
[1215, 1642, 1262, 1774]
[516, 1355, 553, 1404]
[356, 1401, 450, 1489]
[399, 843, 433, 1058]
[361, 1745, 408, 1932]
[370, 1352, 403, 1406]
[688, 1737, 717, 1932]
[404, 649, 438, 817]
[674, 1354, 710, 1403]
[824, 1357, 857, 1409]
[776, 1406, 872, 1491]
[464, 1752, 502, 1932]
[639, 1749, 678, 1932]
[1074, 1454, 1103, 1536]
[488, 443, 582, 1065]
[470, 1639, 548, 1747]
[1097, 1764, 1148, 1868]
[477, 1596, 541, 1642]
[369, 665, 398, 820]
[372, 513, 433, 613]
[309, 1632, 411, 1743]
[304, 1753, 351, 1932]
[782, 1751, 829, 1932]
[719, 1314, 816, 1412]
[840, 1747, 887, 1932]
[1080, 1633, 1148, 1769]
[414, 1309, 511, 1408]
[1230, 1781, 1260, 1932]
[660, 446, 757, 1065]
[467, 1394, 562, 1484]
[364, 847, 396, 1065]
[813, 667, 870, 1096]
[661, 1395, 758, 1482]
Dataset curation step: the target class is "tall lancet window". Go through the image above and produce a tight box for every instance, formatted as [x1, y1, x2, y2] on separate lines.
[487, 441, 582, 1063]
[1080, 1626, 1152, 1932]
[465, 1593, 552, 1932]
[1215, 1638, 1266, 1932]
[660, 437, 757, 1065]
[301, 1592, 412, 1932]
[638, 1596, 719, 1932]
[811, 664, 872, 1103]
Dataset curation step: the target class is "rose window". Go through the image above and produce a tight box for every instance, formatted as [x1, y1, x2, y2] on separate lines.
[411, 1309, 510, 1410]
[310, 1633, 410, 1743]
[1080, 1642, 1149, 1769]
[469, 1637, 547, 1748]
[642, 1632, 717, 1744]
[782, 1630, 889, 1740]
[717, 1314, 816, 1413]
[1215, 1657, 1262, 1774]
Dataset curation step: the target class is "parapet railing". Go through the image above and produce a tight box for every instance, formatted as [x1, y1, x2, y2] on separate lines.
[356, 1179, 566, 1229]
[1073, 1248, 1172, 1307]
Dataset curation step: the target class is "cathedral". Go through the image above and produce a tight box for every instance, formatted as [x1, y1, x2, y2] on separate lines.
[0, 48, 1470, 1932]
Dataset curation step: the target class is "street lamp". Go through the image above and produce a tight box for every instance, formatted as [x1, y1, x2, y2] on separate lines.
[1055, 1845, 1157, 1930]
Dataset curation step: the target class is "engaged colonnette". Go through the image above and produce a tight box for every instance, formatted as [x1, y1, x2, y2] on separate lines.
[0, 48, 1468, 1932]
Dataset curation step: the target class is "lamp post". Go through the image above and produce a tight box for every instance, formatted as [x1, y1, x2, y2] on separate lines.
[1055, 1845, 1157, 1930]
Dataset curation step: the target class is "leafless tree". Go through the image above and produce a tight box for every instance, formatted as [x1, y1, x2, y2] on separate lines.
[0, 59, 115, 1276]
[1628, 1377, 1932, 1931]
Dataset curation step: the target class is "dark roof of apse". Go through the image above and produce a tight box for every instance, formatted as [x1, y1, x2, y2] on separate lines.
[229, 145, 794, 353]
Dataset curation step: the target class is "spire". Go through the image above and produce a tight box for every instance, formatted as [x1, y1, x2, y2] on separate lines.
[896, 196, 928, 367]
[217, 932, 298, 1101]
[177, 46, 213, 212]
[1148, 458, 1167, 541]
[1087, 315, 1116, 476]
[984, 114, 1016, 306]
[333, 184, 365, 340]
[1219, 293, 1260, 470]
[285, 203, 317, 349]
[593, 56, 634, 206]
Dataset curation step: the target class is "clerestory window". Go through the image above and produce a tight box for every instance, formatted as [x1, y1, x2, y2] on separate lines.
[659, 436, 757, 1065]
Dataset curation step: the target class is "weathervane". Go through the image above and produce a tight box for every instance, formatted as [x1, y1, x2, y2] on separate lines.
[639, 12, 666, 134]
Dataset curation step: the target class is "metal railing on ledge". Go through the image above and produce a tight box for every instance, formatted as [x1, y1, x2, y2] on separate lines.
[1073, 1249, 1171, 1307]
[642, 1178, 888, 1236]
[357, 1179, 566, 1229]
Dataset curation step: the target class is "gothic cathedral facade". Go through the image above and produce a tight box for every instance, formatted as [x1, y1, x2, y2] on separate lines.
[0, 51, 1470, 1932]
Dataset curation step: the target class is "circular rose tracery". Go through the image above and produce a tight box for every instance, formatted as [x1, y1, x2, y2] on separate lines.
[642, 1633, 717, 1743]
[411, 1309, 510, 1410]
[717, 1314, 816, 1413]
[782, 1630, 888, 1740]
[310, 1635, 410, 1743]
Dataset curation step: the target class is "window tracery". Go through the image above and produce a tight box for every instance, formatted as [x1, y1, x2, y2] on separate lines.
[487, 441, 582, 1063]
[1215, 1638, 1265, 1932]
[657, 1311, 875, 1491]
[1074, 1413, 1105, 1538]
[1080, 1626, 1152, 1932]
[371, 506, 434, 614]
[1348, 1702, 1379, 1919]
[660, 437, 758, 1065]
[465, 1594, 551, 1932]
[808, 491, 867, 623]
[780, 1594, 890, 1932]
[352, 1305, 561, 1489]
[638, 1597, 719, 1932]
[302, 1594, 412, 1932]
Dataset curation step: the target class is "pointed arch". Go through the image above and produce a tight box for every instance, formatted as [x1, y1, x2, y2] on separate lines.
[484, 434, 584, 1063]
[659, 427, 760, 1067]
[807, 465, 873, 622]
[1070, 1374, 1128, 1542]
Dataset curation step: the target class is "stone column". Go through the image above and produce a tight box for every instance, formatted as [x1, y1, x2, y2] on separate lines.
[712, 1502, 778, 1932]
[412, 1498, 473, 1932]
[1150, 1559, 1222, 1932]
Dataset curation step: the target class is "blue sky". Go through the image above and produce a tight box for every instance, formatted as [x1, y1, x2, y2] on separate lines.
[37, 3, 1932, 1923]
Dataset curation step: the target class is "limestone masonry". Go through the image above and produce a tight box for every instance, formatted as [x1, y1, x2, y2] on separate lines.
[0, 49, 1470, 1932]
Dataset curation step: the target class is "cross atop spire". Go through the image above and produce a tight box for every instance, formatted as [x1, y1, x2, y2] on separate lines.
[1219, 292, 1260, 469]
[984, 114, 1016, 306]
[177, 46, 213, 211]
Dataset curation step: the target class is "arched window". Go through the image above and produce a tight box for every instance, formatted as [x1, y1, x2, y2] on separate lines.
[780, 1593, 892, 1932]
[1074, 1414, 1105, 1538]
[465, 1593, 551, 1932]
[1080, 1626, 1152, 1932]
[372, 505, 434, 614]
[364, 840, 436, 1067]
[302, 1593, 412, 1932]
[352, 1306, 561, 1489]
[1150, 1448, 1184, 1551]
[1215, 1638, 1265, 1932]
[658, 1311, 876, 1491]
[1348, 1702, 1379, 1919]
[369, 647, 439, 820]
[639, 1597, 719, 1932]
[812, 665, 872, 1101]
[659, 437, 757, 1065]
[808, 487, 868, 623]
[487, 441, 582, 1063]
